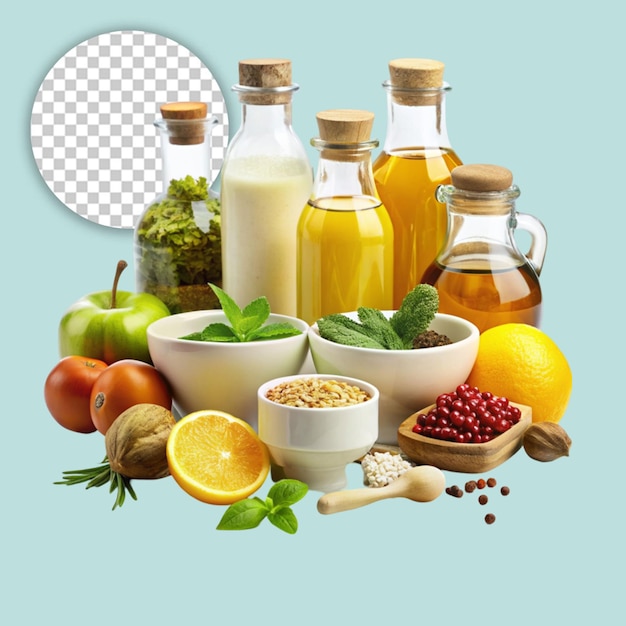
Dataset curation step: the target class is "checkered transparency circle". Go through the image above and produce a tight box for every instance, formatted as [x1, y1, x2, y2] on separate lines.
[30, 30, 229, 229]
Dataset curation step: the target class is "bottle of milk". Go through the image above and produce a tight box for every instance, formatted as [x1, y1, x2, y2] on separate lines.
[220, 59, 312, 316]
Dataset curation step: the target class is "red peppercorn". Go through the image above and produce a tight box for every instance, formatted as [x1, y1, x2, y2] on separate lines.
[501, 486, 510, 496]
[487, 477, 497, 488]
[478, 494, 488, 505]
[477, 478, 486, 489]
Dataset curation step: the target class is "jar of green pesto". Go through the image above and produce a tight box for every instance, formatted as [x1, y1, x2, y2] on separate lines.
[134, 102, 222, 314]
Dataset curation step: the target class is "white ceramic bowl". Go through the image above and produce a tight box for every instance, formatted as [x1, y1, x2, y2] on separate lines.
[307, 312, 479, 445]
[257, 374, 379, 493]
[147, 310, 310, 430]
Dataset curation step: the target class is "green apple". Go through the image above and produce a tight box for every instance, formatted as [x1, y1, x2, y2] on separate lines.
[59, 260, 170, 364]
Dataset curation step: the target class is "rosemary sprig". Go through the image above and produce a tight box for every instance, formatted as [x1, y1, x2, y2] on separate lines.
[55, 457, 138, 510]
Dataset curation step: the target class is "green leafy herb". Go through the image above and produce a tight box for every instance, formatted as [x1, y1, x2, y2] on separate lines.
[179, 284, 303, 343]
[389, 283, 440, 346]
[216, 479, 308, 534]
[316, 284, 440, 350]
[357, 307, 405, 350]
[54, 457, 137, 511]
[316, 314, 387, 349]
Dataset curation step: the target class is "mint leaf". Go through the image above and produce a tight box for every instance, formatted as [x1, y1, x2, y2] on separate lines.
[268, 507, 299, 534]
[178, 331, 204, 341]
[357, 307, 404, 350]
[200, 323, 239, 342]
[390, 284, 439, 347]
[181, 285, 302, 343]
[180, 322, 238, 342]
[209, 283, 244, 330]
[209, 285, 270, 341]
[216, 497, 268, 530]
[268, 479, 308, 507]
[317, 316, 386, 349]
[248, 323, 303, 341]
[241, 297, 270, 328]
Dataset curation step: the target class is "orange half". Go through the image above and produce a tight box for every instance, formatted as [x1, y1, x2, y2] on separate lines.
[166, 410, 270, 505]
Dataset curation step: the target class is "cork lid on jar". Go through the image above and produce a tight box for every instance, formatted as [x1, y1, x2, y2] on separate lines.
[387, 58, 446, 106]
[237, 58, 295, 105]
[160, 101, 208, 145]
[451, 164, 514, 192]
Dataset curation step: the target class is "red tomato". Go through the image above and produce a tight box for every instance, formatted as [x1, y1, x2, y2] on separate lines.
[90, 359, 172, 434]
[44, 356, 108, 433]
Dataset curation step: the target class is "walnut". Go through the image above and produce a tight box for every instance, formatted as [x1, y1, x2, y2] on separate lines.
[522, 422, 572, 462]
[105, 404, 176, 479]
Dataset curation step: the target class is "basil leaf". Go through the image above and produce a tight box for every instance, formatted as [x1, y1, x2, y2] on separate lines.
[268, 507, 299, 534]
[216, 498, 268, 531]
[268, 479, 308, 507]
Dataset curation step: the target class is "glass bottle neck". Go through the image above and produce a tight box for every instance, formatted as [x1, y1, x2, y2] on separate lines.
[156, 118, 216, 188]
[228, 99, 310, 162]
[382, 85, 453, 153]
[241, 101, 294, 130]
[311, 142, 379, 205]
[437, 197, 523, 269]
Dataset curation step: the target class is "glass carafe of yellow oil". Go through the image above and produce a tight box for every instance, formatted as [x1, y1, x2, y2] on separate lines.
[421, 164, 547, 333]
[373, 58, 462, 308]
[297, 109, 394, 325]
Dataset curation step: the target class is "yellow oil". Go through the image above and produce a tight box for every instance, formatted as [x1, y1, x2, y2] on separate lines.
[297, 195, 394, 325]
[373, 147, 462, 307]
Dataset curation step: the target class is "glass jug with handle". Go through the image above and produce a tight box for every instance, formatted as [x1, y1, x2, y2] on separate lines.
[421, 164, 547, 333]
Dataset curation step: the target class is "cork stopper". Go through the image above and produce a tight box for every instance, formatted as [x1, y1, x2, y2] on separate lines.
[160, 102, 208, 145]
[237, 58, 294, 105]
[316, 109, 375, 143]
[314, 110, 375, 162]
[388, 58, 446, 106]
[451, 164, 514, 192]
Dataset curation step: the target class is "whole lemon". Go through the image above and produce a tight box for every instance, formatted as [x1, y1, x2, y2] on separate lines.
[466, 324, 572, 423]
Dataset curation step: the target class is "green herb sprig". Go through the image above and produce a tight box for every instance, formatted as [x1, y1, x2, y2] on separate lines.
[316, 284, 440, 350]
[54, 457, 137, 511]
[180, 284, 303, 342]
[217, 479, 308, 534]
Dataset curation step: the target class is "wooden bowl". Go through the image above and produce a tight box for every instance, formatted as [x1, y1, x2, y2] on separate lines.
[397, 402, 532, 473]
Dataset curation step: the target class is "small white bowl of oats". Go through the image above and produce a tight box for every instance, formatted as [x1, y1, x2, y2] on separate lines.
[257, 374, 379, 493]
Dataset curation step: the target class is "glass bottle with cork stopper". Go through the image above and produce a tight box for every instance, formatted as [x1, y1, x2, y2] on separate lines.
[220, 58, 312, 316]
[421, 164, 547, 333]
[373, 58, 462, 308]
[297, 109, 394, 325]
[134, 101, 221, 314]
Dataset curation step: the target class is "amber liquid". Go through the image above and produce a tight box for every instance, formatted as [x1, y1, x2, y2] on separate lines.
[297, 195, 394, 325]
[421, 260, 542, 333]
[373, 147, 462, 308]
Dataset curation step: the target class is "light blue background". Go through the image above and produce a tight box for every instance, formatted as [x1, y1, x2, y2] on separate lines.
[2, 1, 623, 624]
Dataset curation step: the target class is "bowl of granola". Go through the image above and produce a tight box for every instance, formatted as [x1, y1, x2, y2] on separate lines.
[257, 374, 379, 492]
